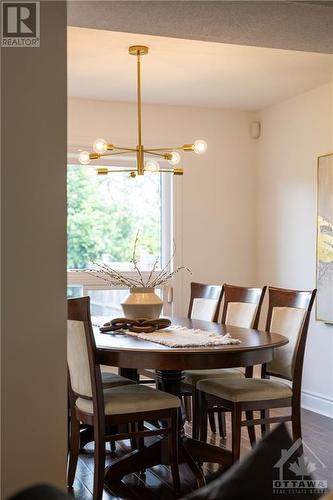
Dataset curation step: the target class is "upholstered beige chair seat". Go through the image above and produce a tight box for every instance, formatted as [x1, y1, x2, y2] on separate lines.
[197, 378, 292, 403]
[101, 371, 135, 388]
[184, 368, 244, 386]
[76, 384, 181, 415]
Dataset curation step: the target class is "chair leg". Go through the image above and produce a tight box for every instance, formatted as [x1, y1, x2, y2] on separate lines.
[137, 421, 145, 451]
[292, 406, 302, 443]
[67, 396, 71, 454]
[260, 409, 270, 437]
[67, 412, 80, 488]
[183, 395, 192, 422]
[93, 419, 106, 500]
[169, 409, 181, 495]
[245, 411, 256, 446]
[129, 422, 137, 450]
[107, 423, 117, 453]
[217, 410, 227, 439]
[231, 404, 242, 463]
[192, 389, 199, 440]
[199, 391, 208, 443]
[208, 410, 216, 433]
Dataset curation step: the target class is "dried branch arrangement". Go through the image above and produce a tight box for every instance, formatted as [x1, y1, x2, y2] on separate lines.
[83, 232, 191, 288]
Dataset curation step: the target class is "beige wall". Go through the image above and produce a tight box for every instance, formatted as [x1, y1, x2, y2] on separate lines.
[257, 82, 333, 417]
[68, 97, 258, 315]
[1, 2, 67, 496]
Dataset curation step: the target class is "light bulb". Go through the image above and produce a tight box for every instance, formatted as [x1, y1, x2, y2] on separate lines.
[93, 138, 108, 154]
[168, 151, 181, 166]
[144, 159, 160, 172]
[78, 151, 91, 165]
[193, 139, 207, 155]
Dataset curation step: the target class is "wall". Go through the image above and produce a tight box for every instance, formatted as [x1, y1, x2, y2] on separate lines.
[1, 2, 67, 496]
[68, 97, 257, 315]
[257, 82, 333, 417]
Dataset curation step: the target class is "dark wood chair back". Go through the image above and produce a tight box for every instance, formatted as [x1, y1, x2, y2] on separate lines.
[221, 284, 266, 329]
[67, 296, 104, 417]
[264, 287, 316, 387]
[187, 282, 223, 322]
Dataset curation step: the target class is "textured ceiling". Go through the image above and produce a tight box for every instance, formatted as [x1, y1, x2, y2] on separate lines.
[294, 1, 333, 6]
[68, 1, 333, 54]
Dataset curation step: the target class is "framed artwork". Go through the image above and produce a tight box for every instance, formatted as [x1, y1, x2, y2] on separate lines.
[316, 153, 333, 323]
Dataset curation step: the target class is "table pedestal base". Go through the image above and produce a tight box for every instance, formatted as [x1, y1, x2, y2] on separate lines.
[105, 435, 232, 488]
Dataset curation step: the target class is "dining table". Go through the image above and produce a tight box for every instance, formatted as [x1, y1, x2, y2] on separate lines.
[94, 316, 289, 488]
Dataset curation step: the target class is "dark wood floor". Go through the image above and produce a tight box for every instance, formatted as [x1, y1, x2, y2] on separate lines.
[72, 408, 333, 499]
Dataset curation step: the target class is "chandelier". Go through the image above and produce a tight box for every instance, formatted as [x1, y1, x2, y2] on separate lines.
[78, 45, 207, 176]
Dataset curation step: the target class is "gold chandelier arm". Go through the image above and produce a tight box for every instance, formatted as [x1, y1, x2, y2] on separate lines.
[112, 147, 138, 152]
[96, 167, 136, 175]
[143, 168, 184, 175]
[96, 167, 183, 176]
[99, 149, 136, 157]
[144, 146, 187, 152]
[143, 151, 170, 158]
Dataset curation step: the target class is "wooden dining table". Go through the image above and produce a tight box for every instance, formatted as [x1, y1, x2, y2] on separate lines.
[94, 316, 288, 488]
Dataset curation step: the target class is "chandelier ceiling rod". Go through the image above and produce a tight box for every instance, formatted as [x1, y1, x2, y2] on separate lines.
[135, 46, 144, 148]
[130, 45, 147, 175]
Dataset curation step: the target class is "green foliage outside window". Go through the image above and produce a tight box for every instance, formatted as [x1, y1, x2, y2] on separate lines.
[67, 165, 161, 270]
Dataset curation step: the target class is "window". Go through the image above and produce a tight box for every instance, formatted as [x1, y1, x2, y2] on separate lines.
[67, 156, 172, 316]
[68, 164, 164, 270]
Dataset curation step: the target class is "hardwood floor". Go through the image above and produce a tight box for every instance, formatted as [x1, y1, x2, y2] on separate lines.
[72, 408, 333, 499]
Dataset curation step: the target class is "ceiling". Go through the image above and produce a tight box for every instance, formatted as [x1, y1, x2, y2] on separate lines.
[68, 27, 333, 111]
[68, 1, 333, 54]
[295, 1, 333, 6]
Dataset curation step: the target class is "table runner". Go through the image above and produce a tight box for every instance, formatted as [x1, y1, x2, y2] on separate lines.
[124, 326, 241, 347]
[95, 320, 241, 348]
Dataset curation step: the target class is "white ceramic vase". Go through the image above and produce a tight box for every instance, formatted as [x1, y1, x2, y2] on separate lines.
[121, 287, 163, 319]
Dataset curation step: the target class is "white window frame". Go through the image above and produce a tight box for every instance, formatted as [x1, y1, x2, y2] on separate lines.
[67, 146, 174, 315]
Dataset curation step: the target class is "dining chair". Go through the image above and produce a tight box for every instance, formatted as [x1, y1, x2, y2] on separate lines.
[67, 296, 181, 499]
[179, 282, 224, 424]
[197, 286, 316, 463]
[183, 284, 266, 439]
